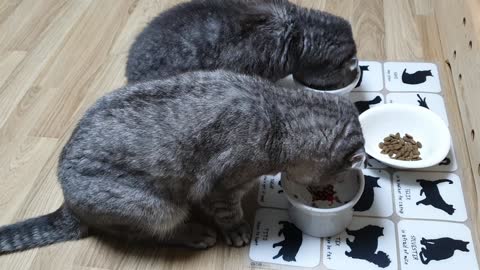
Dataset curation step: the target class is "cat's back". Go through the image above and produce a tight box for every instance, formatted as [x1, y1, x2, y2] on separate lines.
[126, 0, 287, 82]
[61, 71, 272, 162]
[126, 1, 252, 82]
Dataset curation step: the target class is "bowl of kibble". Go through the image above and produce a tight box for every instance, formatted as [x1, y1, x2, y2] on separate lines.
[282, 169, 365, 237]
[359, 103, 451, 169]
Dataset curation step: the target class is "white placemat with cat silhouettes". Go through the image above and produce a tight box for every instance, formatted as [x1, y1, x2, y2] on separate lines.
[246, 61, 479, 270]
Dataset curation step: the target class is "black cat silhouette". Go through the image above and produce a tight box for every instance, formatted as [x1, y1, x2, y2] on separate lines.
[345, 225, 391, 268]
[272, 221, 303, 262]
[419, 237, 470, 265]
[417, 94, 430, 109]
[355, 65, 370, 88]
[439, 157, 451, 166]
[277, 180, 284, 193]
[364, 155, 376, 168]
[416, 179, 455, 215]
[354, 175, 381, 212]
[354, 96, 382, 114]
[402, 69, 433, 84]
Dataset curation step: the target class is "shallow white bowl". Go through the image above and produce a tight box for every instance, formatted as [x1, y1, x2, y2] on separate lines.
[359, 103, 451, 169]
[282, 170, 365, 237]
[276, 66, 361, 96]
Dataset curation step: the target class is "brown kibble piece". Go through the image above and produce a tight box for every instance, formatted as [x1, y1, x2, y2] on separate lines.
[379, 132, 422, 161]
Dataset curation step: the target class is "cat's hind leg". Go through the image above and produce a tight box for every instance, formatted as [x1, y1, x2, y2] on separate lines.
[66, 175, 217, 249]
[273, 240, 285, 248]
[416, 198, 430, 206]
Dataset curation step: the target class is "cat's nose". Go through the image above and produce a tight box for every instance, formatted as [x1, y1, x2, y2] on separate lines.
[349, 57, 358, 71]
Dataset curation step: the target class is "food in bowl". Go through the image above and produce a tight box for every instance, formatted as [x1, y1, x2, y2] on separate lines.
[379, 132, 423, 161]
[307, 184, 343, 207]
[281, 170, 365, 237]
[359, 104, 450, 169]
[286, 172, 360, 209]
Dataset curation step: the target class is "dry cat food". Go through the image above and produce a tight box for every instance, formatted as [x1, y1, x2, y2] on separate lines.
[307, 184, 342, 206]
[379, 132, 422, 161]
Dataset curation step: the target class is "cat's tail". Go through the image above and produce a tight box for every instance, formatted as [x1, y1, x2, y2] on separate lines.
[0, 204, 87, 254]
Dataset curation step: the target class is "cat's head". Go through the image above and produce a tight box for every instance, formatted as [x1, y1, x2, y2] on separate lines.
[284, 146, 366, 186]
[458, 241, 470, 252]
[366, 175, 381, 188]
[285, 138, 366, 186]
[368, 225, 384, 236]
[360, 65, 369, 71]
[291, 9, 358, 90]
[280, 94, 365, 186]
[425, 70, 433, 76]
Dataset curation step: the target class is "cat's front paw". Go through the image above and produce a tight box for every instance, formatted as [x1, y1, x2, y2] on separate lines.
[181, 223, 217, 249]
[221, 220, 251, 247]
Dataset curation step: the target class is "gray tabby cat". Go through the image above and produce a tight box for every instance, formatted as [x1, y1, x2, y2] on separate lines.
[127, 0, 358, 90]
[0, 71, 364, 253]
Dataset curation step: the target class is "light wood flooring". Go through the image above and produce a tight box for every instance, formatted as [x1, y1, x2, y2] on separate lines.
[0, 0, 479, 269]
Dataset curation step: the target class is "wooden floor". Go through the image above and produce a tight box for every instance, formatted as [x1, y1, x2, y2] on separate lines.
[0, 0, 478, 269]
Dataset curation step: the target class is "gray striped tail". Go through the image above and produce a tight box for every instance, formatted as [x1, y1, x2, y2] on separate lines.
[0, 205, 86, 254]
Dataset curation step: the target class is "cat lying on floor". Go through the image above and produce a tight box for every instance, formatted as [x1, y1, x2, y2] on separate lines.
[0, 71, 364, 254]
[127, 0, 358, 90]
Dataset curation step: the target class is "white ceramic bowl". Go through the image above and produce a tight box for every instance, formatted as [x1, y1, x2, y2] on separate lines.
[282, 170, 365, 237]
[359, 103, 451, 169]
[275, 66, 361, 96]
[293, 65, 361, 96]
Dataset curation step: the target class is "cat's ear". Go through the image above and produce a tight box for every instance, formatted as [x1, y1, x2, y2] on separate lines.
[238, 7, 273, 35]
[349, 148, 366, 169]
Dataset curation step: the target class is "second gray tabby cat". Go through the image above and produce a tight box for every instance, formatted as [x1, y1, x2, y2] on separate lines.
[0, 71, 364, 254]
[127, 0, 358, 90]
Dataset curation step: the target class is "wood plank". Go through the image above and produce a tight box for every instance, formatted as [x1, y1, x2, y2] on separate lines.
[0, 0, 91, 129]
[0, 0, 22, 25]
[384, 0, 423, 60]
[0, 50, 25, 88]
[0, 136, 58, 225]
[0, 0, 478, 269]
[0, 0, 69, 52]
[31, 0, 137, 138]
[433, 0, 480, 247]
[110, 0, 186, 55]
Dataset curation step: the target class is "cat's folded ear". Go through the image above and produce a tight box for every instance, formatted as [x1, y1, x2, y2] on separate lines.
[238, 9, 273, 35]
[349, 148, 366, 169]
[239, 0, 290, 34]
